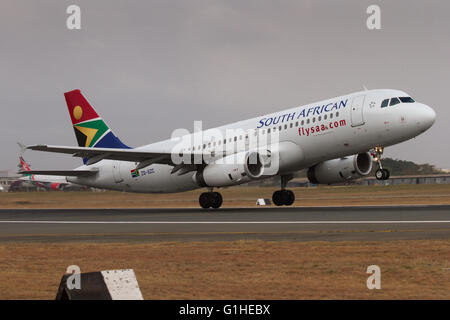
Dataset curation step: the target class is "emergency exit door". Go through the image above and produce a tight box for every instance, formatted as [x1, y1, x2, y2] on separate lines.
[351, 95, 366, 127]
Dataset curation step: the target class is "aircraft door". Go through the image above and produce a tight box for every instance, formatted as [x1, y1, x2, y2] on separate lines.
[351, 95, 366, 127]
[112, 161, 124, 183]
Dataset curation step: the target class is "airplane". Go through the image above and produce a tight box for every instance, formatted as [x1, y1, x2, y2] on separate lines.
[21, 88, 435, 208]
[16, 143, 84, 191]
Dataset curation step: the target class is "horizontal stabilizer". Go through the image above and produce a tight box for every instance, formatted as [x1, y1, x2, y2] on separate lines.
[18, 169, 98, 177]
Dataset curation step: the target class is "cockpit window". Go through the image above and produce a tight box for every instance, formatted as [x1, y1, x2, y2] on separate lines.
[399, 97, 415, 103]
[389, 97, 400, 106]
[382, 96, 415, 108]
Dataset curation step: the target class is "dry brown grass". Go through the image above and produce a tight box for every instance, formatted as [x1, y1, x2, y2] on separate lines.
[2, 184, 450, 209]
[0, 240, 448, 300]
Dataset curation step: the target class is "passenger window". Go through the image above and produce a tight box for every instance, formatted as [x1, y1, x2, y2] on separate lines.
[324, 115, 327, 120]
[312, 117, 315, 123]
[390, 97, 400, 106]
[284, 124, 288, 129]
[268, 128, 271, 133]
[318, 116, 321, 121]
[289, 123, 292, 128]
[234, 137, 237, 141]
[336, 112, 339, 117]
[381, 99, 389, 108]
[279, 126, 282, 131]
[301, 120, 304, 125]
[330, 113, 333, 119]
[399, 97, 415, 103]
[295, 121, 298, 126]
[306, 119, 310, 124]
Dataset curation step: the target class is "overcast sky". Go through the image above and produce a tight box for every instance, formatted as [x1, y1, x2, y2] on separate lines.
[1, 0, 449, 171]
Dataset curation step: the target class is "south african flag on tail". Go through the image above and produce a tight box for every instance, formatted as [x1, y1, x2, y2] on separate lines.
[64, 89, 131, 164]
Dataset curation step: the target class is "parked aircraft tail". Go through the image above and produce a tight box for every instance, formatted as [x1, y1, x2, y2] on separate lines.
[18, 156, 31, 172]
[17, 155, 32, 180]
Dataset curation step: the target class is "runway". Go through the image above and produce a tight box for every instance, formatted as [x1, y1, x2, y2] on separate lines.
[0, 205, 449, 242]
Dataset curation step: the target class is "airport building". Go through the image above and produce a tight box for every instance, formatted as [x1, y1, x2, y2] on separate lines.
[0, 170, 20, 192]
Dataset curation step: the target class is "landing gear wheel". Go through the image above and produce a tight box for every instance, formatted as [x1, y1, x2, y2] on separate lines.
[272, 190, 295, 206]
[284, 190, 295, 206]
[199, 192, 211, 209]
[210, 192, 223, 209]
[382, 168, 390, 180]
[272, 190, 284, 206]
[375, 168, 390, 180]
[375, 169, 384, 180]
[199, 192, 223, 209]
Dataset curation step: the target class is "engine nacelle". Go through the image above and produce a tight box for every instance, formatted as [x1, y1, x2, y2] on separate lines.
[307, 152, 373, 184]
[194, 151, 264, 187]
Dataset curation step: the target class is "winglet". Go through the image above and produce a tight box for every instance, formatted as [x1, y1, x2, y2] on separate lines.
[17, 142, 27, 156]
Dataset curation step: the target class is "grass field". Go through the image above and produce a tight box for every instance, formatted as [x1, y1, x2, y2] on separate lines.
[1, 184, 450, 208]
[0, 240, 448, 300]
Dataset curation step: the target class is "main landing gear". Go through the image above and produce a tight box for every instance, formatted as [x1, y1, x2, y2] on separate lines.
[272, 190, 295, 206]
[371, 146, 390, 181]
[199, 190, 223, 209]
[272, 174, 295, 206]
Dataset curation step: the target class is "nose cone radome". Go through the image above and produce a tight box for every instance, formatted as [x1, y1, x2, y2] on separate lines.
[420, 104, 436, 131]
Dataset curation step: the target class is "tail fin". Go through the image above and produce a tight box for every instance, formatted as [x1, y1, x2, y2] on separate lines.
[17, 142, 31, 175]
[64, 89, 130, 150]
[18, 155, 32, 179]
[18, 156, 31, 172]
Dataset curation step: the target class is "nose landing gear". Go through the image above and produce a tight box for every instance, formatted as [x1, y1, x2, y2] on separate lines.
[272, 174, 296, 206]
[199, 190, 223, 209]
[371, 146, 390, 181]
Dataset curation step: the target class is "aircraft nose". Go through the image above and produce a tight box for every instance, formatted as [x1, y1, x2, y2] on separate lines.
[419, 103, 436, 130]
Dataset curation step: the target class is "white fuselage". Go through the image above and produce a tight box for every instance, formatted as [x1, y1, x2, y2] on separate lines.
[68, 89, 435, 192]
[20, 174, 79, 190]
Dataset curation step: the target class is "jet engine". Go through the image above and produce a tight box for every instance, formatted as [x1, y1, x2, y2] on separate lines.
[194, 151, 265, 187]
[307, 152, 373, 184]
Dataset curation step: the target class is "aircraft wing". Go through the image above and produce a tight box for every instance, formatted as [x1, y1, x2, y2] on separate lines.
[18, 169, 98, 176]
[26, 144, 180, 166]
